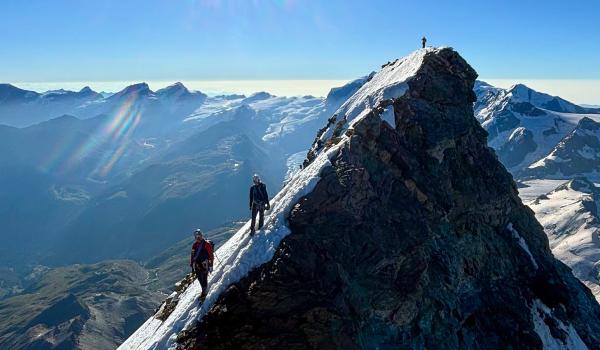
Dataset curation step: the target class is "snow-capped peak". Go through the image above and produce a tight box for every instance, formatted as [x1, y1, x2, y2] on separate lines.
[241, 91, 274, 104]
[325, 73, 374, 104]
[337, 48, 432, 121]
[508, 83, 533, 99]
[314, 47, 441, 151]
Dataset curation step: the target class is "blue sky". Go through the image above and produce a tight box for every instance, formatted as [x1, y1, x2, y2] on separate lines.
[1, 1, 599, 92]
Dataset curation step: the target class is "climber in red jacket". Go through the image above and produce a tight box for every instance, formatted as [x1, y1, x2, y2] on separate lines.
[190, 229, 214, 301]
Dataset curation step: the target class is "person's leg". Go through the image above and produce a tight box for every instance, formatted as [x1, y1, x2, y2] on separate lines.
[258, 207, 265, 229]
[198, 270, 208, 297]
[251, 205, 258, 234]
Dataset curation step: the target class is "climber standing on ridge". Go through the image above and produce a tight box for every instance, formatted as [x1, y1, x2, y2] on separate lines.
[249, 174, 270, 236]
[422, 36, 427, 48]
[190, 229, 214, 302]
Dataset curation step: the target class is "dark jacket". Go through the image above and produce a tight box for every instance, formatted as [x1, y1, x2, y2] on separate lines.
[249, 182, 269, 208]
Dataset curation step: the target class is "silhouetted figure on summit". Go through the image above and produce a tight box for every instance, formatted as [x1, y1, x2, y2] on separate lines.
[422, 36, 427, 48]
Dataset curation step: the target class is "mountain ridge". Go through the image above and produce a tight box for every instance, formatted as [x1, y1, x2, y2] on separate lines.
[124, 48, 600, 350]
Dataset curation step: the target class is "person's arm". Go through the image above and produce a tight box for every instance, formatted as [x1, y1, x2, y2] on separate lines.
[263, 184, 270, 209]
[249, 186, 253, 209]
[190, 243, 197, 267]
[206, 242, 214, 266]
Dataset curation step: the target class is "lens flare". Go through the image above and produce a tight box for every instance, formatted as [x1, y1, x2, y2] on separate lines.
[94, 111, 142, 178]
[39, 130, 81, 174]
[56, 91, 143, 178]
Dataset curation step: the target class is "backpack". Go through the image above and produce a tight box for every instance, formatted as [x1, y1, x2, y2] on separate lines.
[194, 239, 215, 264]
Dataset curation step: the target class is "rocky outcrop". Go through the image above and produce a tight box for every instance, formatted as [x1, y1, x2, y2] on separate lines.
[175, 48, 600, 349]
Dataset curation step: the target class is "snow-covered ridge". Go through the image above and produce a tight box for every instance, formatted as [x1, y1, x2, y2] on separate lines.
[318, 48, 437, 144]
[119, 144, 340, 350]
[120, 48, 433, 350]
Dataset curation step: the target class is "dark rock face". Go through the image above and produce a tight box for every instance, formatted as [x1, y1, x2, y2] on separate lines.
[511, 102, 547, 116]
[176, 49, 600, 349]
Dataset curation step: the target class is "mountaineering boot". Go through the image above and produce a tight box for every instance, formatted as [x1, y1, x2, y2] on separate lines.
[198, 292, 207, 303]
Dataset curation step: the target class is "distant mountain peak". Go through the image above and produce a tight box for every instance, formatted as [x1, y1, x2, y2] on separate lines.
[155, 82, 191, 97]
[325, 73, 373, 104]
[110, 82, 153, 100]
[576, 116, 600, 131]
[158, 82, 189, 93]
[0, 83, 20, 91]
[510, 83, 530, 91]
[127, 82, 151, 92]
[79, 86, 94, 94]
[241, 91, 274, 104]
[155, 83, 208, 104]
[0, 83, 40, 101]
[508, 83, 535, 100]
[566, 176, 597, 193]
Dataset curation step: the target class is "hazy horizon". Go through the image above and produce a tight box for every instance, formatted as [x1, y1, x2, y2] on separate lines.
[8, 78, 600, 105]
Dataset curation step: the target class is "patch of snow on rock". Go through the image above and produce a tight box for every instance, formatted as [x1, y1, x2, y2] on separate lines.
[380, 105, 396, 128]
[507, 223, 539, 270]
[531, 299, 589, 350]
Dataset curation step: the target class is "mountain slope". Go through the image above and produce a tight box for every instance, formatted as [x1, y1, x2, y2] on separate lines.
[124, 48, 600, 350]
[0, 260, 163, 350]
[0, 221, 239, 350]
[527, 177, 600, 300]
[474, 81, 600, 174]
[0, 114, 155, 267]
[0, 84, 103, 127]
[0, 78, 366, 272]
[524, 117, 600, 179]
[48, 115, 285, 264]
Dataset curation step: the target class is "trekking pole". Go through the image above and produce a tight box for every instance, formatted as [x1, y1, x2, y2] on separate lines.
[213, 252, 222, 266]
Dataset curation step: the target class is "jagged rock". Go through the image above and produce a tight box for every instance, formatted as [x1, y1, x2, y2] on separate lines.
[172, 48, 600, 349]
[156, 273, 196, 321]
